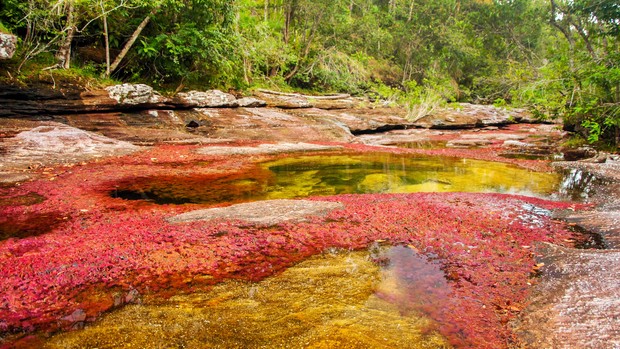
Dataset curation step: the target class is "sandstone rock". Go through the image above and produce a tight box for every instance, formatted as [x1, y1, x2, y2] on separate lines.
[515, 243, 620, 349]
[105, 84, 165, 105]
[413, 104, 530, 129]
[168, 199, 345, 226]
[254, 91, 312, 109]
[446, 139, 493, 148]
[174, 90, 238, 107]
[197, 142, 342, 156]
[0, 33, 17, 60]
[307, 96, 357, 110]
[502, 140, 534, 148]
[0, 123, 139, 170]
[187, 108, 354, 142]
[236, 97, 267, 107]
[288, 107, 410, 135]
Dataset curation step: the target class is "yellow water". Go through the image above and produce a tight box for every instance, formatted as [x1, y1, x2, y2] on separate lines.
[44, 248, 452, 349]
[260, 153, 561, 199]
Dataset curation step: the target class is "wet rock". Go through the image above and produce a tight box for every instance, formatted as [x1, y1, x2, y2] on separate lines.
[197, 142, 342, 156]
[168, 199, 345, 226]
[0, 33, 17, 60]
[236, 97, 267, 108]
[515, 243, 620, 349]
[174, 90, 238, 108]
[105, 84, 165, 105]
[413, 104, 530, 129]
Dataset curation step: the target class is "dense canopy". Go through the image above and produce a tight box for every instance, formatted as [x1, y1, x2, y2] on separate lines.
[1, 0, 619, 145]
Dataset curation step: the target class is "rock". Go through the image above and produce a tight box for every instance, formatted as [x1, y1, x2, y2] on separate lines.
[562, 147, 597, 161]
[254, 91, 312, 109]
[0, 33, 17, 60]
[0, 123, 139, 170]
[61, 309, 87, 324]
[413, 103, 529, 129]
[446, 139, 493, 148]
[105, 84, 165, 105]
[197, 142, 342, 156]
[307, 97, 357, 110]
[515, 243, 620, 349]
[236, 97, 267, 107]
[186, 108, 354, 142]
[174, 90, 238, 108]
[168, 199, 345, 226]
[502, 140, 534, 148]
[288, 107, 410, 135]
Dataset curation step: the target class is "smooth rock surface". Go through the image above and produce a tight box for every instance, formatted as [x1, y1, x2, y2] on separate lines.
[0, 123, 139, 170]
[413, 104, 531, 129]
[197, 142, 342, 156]
[168, 199, 345, 225]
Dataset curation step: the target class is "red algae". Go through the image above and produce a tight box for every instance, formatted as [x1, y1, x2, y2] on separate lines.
[0, 144, 589, 348]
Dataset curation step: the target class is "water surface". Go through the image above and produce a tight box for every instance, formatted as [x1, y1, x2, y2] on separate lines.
[111, 153, 565, 205]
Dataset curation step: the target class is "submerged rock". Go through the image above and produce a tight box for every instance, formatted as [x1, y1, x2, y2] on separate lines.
[168, 199, 345, 225]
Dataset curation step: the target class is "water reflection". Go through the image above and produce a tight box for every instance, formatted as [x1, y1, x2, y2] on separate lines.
[111, 153, 564, 205]
[45, 248, 453, 348]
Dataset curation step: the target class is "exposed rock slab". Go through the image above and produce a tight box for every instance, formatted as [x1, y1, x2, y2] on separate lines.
[197, 142, 342, 156]
[253, 91, 312, 109]
[0, 123, 139, 170]
[168, 199, 345, 225]
[515, 243, 620, 349]
[287, 107, 410, 134]
[413, 104, 532, 129]
[186, 108, 354, 142]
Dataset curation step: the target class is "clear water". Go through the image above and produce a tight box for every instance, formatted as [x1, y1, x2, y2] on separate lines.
[111, 153, 566, 205]
[44, 247, 453, 348]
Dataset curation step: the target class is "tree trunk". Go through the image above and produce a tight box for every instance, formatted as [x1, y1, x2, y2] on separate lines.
[101, 1, 111, 77]
[109, 8, 157, 74]
[264, 0, 269, 21]
[55, 0, 76, 69]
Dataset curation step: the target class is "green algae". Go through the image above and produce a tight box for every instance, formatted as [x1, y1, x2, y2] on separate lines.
[44, 249, 451, 349]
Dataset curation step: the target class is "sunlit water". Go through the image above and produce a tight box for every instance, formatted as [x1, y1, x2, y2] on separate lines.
[111, 153, 576, 205]
[44, 247, 452, 348]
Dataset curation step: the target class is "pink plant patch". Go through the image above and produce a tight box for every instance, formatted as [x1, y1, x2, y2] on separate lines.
[0, 144, 588, 348]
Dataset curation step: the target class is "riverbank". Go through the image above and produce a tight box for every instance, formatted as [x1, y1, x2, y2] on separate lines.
[1, 83, 619, 348]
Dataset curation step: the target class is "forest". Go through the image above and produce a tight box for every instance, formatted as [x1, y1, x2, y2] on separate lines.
[0, 0, 619, 146]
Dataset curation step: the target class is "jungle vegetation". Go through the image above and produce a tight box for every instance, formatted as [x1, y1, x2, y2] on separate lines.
[0, 0, 618, 145]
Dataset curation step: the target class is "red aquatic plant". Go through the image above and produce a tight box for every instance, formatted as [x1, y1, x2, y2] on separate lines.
[0, 143, 588, 348]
